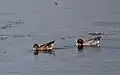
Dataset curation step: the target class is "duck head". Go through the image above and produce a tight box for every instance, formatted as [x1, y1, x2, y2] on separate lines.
[32, 44, 39, 50]
[76, 38, 84, 49]
[77, 38, 84, 45]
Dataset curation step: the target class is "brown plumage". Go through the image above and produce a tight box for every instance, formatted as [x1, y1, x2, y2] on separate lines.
[32, 41, 55, 52]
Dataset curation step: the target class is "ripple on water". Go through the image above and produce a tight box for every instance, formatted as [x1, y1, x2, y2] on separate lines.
[0, 20, 24, 29]
[104, 60, 120, 72]
[93, 21, 120, 27]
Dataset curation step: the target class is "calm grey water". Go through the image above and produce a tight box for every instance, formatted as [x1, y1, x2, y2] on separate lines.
[0, 0, 120, 75]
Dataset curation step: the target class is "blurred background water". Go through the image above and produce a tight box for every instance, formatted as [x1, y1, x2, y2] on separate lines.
[0, 0, 120, 75]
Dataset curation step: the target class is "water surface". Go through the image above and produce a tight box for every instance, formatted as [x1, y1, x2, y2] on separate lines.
[0, 0, 120, 75]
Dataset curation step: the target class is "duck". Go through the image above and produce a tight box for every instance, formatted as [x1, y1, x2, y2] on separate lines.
[32, 41, 55, 52]
[76, 36, 102, 47]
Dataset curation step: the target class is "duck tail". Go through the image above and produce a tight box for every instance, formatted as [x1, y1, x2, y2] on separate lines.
[46, 40, 55, 46]
[49, 40, 55, 44]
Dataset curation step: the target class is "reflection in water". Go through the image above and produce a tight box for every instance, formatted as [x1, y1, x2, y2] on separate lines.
[34, 50, 39, 55]
[78, 49, 83, 53]
[33, 50, 56, 56]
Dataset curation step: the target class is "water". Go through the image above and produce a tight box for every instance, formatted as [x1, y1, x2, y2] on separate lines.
[0, 0, 120, 75]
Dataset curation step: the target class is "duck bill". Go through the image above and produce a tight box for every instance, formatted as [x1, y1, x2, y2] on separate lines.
[32, 48, 36, 50]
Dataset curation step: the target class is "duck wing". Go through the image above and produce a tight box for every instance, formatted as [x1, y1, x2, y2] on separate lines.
[45, 41, 55, 46]
[84, 36, 101, 45]
[86, 36, 101, 42]
[40, 41, 55, 47]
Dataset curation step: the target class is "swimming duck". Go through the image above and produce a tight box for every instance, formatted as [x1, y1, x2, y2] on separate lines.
[32, 41, 55, 52]
[76, 36, 101, 47]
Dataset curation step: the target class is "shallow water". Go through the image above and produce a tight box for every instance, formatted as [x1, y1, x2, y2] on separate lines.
[0, 0, 120, 75]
